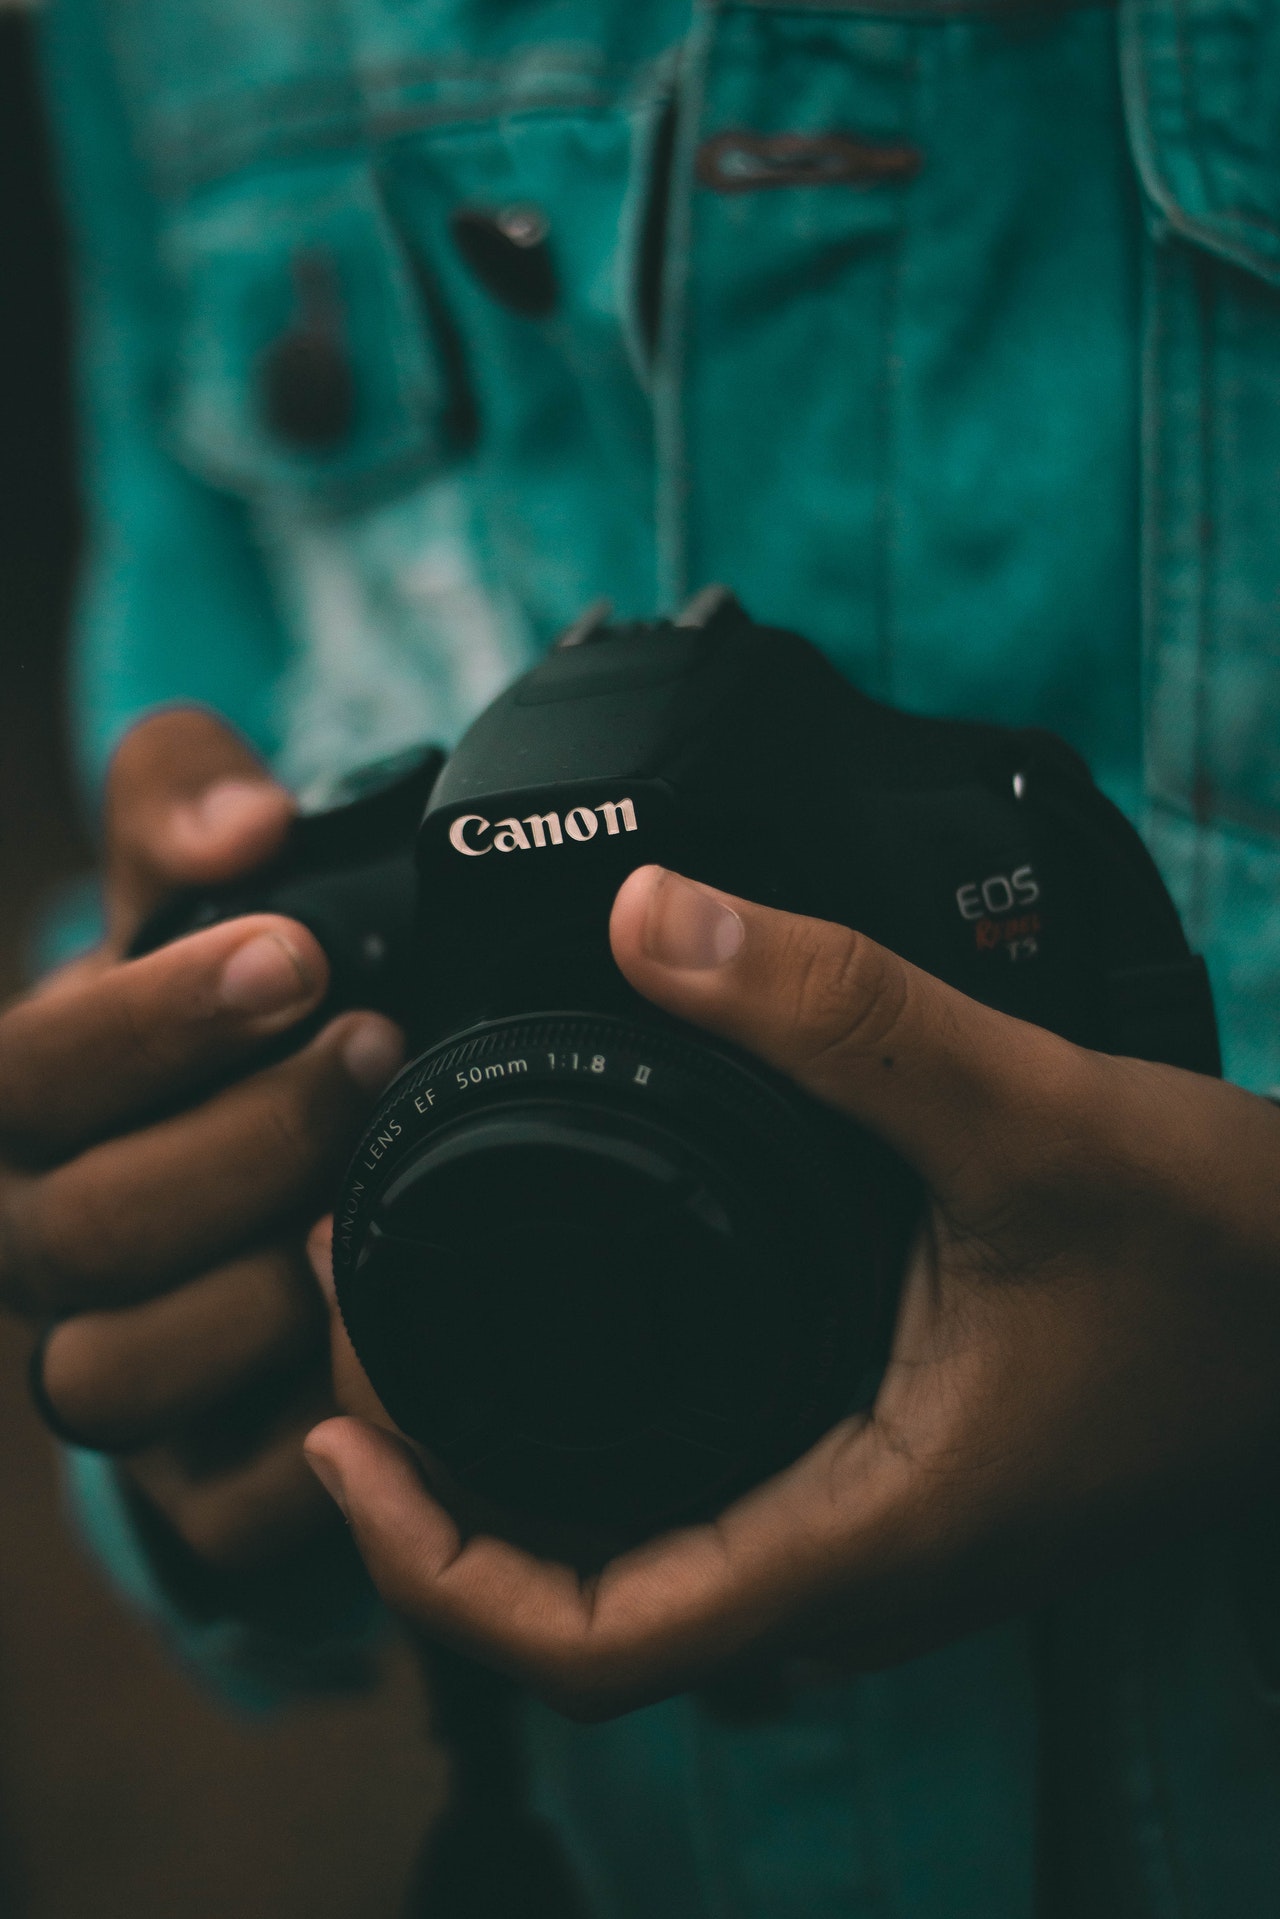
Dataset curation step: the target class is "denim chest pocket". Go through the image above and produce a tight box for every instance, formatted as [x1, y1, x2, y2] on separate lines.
[114, 0, 694, 579]
[1121, 0, 1280, 842]
[158, 163, 452, 510]
[1121, 0, 1280, 1086]
[1123, 0, 1280, 286]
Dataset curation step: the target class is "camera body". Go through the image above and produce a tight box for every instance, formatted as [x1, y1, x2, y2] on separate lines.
[136, 594, 1219, 1547]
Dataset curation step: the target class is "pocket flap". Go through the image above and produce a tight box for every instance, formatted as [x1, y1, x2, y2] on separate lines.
[1121, 0, 1280, 285]
[162, 163, 451, 507]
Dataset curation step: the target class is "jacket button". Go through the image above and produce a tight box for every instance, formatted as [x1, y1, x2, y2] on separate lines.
[451, 204, 557, 318]
[258, 251, 355, 450]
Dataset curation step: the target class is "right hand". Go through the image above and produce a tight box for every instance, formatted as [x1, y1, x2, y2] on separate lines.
[2, 710, 403, 1576]
[304, 868, 1280, 1718]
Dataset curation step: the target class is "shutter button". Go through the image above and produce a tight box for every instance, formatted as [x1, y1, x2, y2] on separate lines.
[259, 251, 355, 450]
[451, 203, 557, 318]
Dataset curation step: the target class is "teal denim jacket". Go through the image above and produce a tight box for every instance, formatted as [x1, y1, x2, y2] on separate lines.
[38, 0, 1280, 1912]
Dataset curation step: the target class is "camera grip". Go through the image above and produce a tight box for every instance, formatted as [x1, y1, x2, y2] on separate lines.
[126, 745, 444, 1026]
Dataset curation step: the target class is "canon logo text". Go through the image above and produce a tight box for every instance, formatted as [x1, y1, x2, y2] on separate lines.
[449, 798, 638, 857]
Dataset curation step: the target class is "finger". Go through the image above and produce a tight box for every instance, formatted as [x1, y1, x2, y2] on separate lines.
[307, 1215, 335, 1301]
[5, 1013, 404, 1316]
[128, 1396, 339, 1576]
[304, 1197, 935, 1708]
[304, 1418, 598, 1689]
[104, 708, 295, 943]
[609, 866, 1081, 1191]
[302, 1412, 922, 1717]
[0, 914, 329, 1158]
[306, 1216, 398, 1428]
[37, 1242, 324, 1453]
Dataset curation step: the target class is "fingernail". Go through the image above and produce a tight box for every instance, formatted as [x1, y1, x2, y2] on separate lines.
[219, 932, 312, 1016]
[343, 1017, 405, 1093]
[642, 870, 745, 971]
[304, 1446, 349, 1521]
[172, 780, 277, 850]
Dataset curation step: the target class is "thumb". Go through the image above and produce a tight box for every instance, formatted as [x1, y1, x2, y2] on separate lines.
[610, 865, 1073, 1192]
[104, 707, 296, 942]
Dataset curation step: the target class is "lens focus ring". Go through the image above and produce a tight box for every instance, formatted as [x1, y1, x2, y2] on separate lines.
[333, 1011, 909, 1541]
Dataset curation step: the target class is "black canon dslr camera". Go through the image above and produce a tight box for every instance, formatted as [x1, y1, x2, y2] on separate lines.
[137, 591, 1219, 1548]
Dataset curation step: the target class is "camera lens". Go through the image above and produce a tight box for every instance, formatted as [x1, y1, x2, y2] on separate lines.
[333, 1013, 908, 1537]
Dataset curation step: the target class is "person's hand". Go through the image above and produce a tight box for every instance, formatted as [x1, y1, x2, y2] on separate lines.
[4, 710, 402, 1574]
[303, 864, 1280, 1716]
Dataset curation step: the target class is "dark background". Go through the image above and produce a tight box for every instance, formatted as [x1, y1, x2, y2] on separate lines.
[0, 17, 442, 1914]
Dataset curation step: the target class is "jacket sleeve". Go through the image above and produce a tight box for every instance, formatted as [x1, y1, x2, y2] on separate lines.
[37, 0, 385, 1705]
[65, 1448, 387, 1711]
[37, 0, 292, 796]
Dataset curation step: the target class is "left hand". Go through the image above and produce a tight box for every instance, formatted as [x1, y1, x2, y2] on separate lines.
[304, 865, 1280, 1719]
[16, 709, 402, 1576]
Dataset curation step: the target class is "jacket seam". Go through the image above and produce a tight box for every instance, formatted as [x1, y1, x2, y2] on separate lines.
[733, 0, 1113, 14]
[1119, 0, 1280, 285]
[124, 47, 674, 193]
